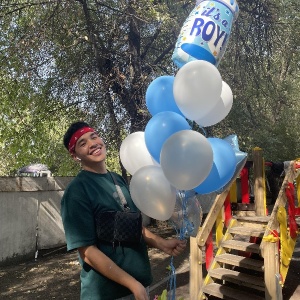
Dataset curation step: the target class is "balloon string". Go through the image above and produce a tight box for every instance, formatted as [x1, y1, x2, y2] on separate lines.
[200, 126, 207, 137]
[178, 191, 195, 240]
[167, 256, 176, 300]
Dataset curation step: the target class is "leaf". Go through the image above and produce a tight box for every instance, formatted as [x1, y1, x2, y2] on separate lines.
[158, 289, 167, 300]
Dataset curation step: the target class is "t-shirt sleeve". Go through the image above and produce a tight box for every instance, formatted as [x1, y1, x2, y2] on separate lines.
[61, 184, 97, 251]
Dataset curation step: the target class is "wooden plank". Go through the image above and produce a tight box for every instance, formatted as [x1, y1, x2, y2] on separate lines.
[203, 283, 265, 300]
[221, 240, 260, 254]
[229, 227, 265, 238]
[215, 254, 264, 272]
[209, 268, 265, 291]
[264, 241, 279, 300]
[231, 203, 256, 211]
[253, 148, 266, 216]
[235, 220, 268, 230]
[189, 237, 202, 300]
[235, 211, 256, 217]
[197, 160, 247, 247]
[234, 216, 270, 223]
[262, 161, 297, 239]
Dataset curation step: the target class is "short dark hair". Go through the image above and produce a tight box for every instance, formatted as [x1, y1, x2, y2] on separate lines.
[63, 121, 91, 150]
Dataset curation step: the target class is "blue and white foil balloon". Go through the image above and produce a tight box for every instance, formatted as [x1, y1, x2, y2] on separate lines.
[172, 0, 239, 68]
[216, 134, 248, 193]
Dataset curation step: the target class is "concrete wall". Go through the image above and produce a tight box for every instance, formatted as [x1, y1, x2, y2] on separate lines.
[0, 176, 151, 266]
[0, 176, 73, 266]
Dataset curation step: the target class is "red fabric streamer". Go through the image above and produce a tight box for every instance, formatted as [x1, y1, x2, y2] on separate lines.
[286, 183, 298, 239]
[240, 167, 249, 203]
[205, 231, 213, 270]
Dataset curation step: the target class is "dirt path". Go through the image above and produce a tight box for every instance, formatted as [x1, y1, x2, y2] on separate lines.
[0, 222, 299, 300]
[0, 222, 190, 300]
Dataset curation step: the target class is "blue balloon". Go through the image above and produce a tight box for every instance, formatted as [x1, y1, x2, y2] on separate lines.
[146, 76, 184, 117]
[194, 137, 236, 194]
[144, 111, 191, 163]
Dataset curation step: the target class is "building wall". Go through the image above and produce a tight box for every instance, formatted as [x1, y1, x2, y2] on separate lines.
[0, 176, 73, 266]
[0, 176, 151, 266]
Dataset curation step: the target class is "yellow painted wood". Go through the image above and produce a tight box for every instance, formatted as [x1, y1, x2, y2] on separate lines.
[197, 160, 247, 247]
[261, 161, 297, 255]
[230, 182, 237, 203]
[215, 208, 224, 247]
[277, 206, 297, 282]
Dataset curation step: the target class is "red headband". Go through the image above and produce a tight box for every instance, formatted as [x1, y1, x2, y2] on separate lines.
[68, 126, 95, 153]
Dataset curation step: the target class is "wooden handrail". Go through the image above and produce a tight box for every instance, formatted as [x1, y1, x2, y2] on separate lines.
[261, 161, 297, 249]
[196, 160, 247, 247]
[260, 160, 298, 300]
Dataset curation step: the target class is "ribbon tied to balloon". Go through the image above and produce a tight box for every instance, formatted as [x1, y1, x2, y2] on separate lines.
[172, 0, 239, 68]
[169, 190, 203, 239]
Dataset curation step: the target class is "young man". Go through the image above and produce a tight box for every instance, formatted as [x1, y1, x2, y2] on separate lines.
[61, 121, 186, 300]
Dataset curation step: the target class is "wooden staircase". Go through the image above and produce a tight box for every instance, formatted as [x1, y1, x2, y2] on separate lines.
[200, 216, 270, 300]
[189, 153, 300, 300]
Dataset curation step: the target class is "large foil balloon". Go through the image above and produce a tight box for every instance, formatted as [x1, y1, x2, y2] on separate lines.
[145, 76, 184, 117]
[223, 135, 248, 172]
[129, 165, 176, 221]
[172, 0, 239, 68]
[173, 60, 223, 121]
[120, 132, 158, 175]
[144, 111, 191, 163]
[195, 81, 233, 127]
[160, 130, 213, 190]
[194, 137, 236, 194]
[169, 190, 203, 238]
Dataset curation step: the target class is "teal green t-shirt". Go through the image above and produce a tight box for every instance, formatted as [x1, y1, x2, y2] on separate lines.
[61, 170, 153, 300]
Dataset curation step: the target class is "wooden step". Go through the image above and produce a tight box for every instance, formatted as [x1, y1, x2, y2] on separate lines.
[202, 282, 265, 300]
[229, 226, 265, 237]
[234, 216, 270, 223]
[221, 240, 260, 254]
[215, 253, 264, 272]
[209, 268, 265, 291]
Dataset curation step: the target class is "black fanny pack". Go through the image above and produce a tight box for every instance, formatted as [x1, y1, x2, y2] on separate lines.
[95, 210, 142, 247]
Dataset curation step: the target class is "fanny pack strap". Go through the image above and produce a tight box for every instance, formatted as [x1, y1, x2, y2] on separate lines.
[109, 172, 130, 212]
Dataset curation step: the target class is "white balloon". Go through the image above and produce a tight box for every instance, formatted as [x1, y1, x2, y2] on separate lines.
[129, 165, 176, 221]
[160, 130, 213, 190]
[173, 60, 223, 121]
[120, 132, 158, 175]
[195, 81, 233, 127]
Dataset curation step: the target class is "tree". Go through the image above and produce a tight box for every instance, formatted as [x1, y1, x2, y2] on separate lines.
[0, 0, 299, 177]
[214, 0, 300, 161]
[0, 0, 194, 175]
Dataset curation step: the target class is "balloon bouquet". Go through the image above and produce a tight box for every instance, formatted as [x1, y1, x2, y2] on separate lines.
[119, 0, 246, 299]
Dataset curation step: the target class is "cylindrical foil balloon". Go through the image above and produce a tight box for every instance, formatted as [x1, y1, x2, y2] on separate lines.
[172, 0, 239, 68]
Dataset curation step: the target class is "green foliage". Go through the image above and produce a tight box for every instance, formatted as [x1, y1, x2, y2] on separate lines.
[214, 0, 300, 160]
[0, 0, 299, 176]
